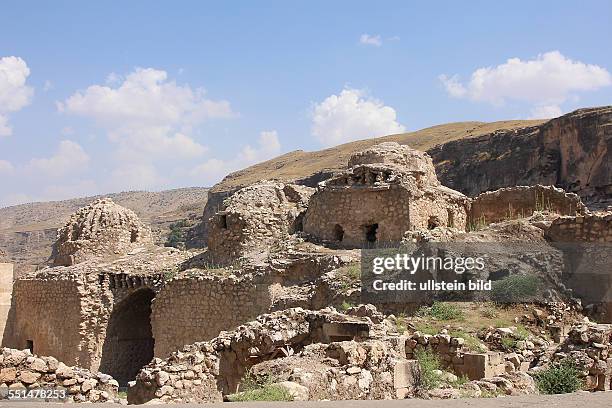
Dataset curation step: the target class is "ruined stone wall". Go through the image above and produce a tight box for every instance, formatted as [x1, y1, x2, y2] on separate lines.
[409, 190, 468, 231]
[151, 276, 273, 358]
[0, 263, 14, 346]
[10, 277, 83, 364]
[470, 185, 586, 225]
[304, 187, 468, 247]
[546, 212, 612, 242]
[303, 187, 412, 247]
[207, 182, 313, 264]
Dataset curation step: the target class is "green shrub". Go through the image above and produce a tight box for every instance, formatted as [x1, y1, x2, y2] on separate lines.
[227, 385, 293, 402]
[165, 220, 189, 249]
[227, 371, 293, 402]
[491, 275, 540, 303]
[414, 348, 442, 389]
[534, 359, 583, 394]
[501, 336, 516, 349]
[450, 330, 486, 352]
[418, 302, 464, 321]
[514, 325, 530, 341]
[340, 300, 354, 311]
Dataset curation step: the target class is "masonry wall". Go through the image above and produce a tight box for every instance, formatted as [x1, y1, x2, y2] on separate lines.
[0, 263, 14, 346]
[546, 213, 612, 242]
[303, 187, 412, 247]
[409, 192, 468, 231]
[151, 276, 273, 358]
[470, 185, 586, 225]
[10, 277, 83, 363]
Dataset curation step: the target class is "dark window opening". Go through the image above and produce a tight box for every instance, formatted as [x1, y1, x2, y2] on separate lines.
[26, 340, 34, 353]
[220, 214, 228, 229]
[428, 216, 441, 230]
[447, 210, 455, 228]
[333, 224, 344, 242]
[130, 231, 138, 243]
[365, 223, 378, 243]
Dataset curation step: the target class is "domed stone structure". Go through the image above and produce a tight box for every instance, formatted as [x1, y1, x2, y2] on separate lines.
[51, 198, 153, 266]
[303, 142, 469, 247]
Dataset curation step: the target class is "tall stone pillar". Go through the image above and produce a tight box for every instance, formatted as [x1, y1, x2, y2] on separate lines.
[0, 263, 14, 345]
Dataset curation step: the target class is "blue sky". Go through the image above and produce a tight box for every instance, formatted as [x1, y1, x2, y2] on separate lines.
[1, 0, 611, 206]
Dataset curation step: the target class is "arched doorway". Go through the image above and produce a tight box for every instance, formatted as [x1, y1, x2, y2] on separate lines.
[100, 288, 155, 386]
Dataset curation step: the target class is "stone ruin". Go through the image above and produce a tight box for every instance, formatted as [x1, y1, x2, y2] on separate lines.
[303, 143, 470, 247]
[1, 140, 611, 403]
[470, 185, 586, 225]
[207, 181, 314, 264]
[0, 347, 119, 403]
[51, 198, 153, 266]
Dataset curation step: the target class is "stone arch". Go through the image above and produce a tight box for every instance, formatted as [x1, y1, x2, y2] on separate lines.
[100, 288, 155, 386]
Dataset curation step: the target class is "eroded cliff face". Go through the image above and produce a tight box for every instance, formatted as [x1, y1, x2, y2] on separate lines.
[429, 107, 612, 207]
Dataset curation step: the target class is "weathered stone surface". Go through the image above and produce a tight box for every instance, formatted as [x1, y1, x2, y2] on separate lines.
[0, 347, 118, 403]
[430, 107, 612, 208]
[304, 142, 469, 247]
[51, 198, 153, 266]
[207, 181, 314, 264]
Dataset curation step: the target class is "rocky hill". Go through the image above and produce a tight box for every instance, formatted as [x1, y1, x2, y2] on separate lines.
[194, 107, 611, 243]
[0, 187, 208, 274]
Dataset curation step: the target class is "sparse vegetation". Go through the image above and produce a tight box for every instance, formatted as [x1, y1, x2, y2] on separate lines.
[337, 263, 361, 290]
[491, 274, 540, 303]
[533, 359, 583, 394]
[514, 324, 530, 341]
[165, 219, 189, 249]
[340, 300, 355, 311]
[467, 215, 488, 231]
[418, 302, 464, 321]
[415, 323, 439, 335]
[501, 336, 516, 349]
[414, 348, 442, 390]
[449, 330, 486, 352]
[396, 313, 407, 333]
[227, 372, 293, 402]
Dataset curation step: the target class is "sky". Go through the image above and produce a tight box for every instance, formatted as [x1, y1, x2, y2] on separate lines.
[1, 0, 611, 207]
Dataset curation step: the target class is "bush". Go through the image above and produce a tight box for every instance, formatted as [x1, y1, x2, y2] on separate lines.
[414, 348, 442, 389]
[534, 359, 583, 394]
[227, 385, 293, 402]
[227, 372, 293, 402]
[165, 220, 189, 249]
[418, 302, 464, 321]
[491, 274, 540, 303]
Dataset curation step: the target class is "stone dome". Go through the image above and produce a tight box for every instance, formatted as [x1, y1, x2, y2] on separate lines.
[51, 198, 153, 266]
[347, 142, 439, 185]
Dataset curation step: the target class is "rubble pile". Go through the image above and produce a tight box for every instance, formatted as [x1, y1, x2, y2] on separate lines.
[0, 348, 119, 403]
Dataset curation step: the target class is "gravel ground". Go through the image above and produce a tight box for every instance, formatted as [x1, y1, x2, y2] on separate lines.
[2, 392, 612, 408]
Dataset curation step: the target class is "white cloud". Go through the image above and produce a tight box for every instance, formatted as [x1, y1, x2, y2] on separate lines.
[529, 105, 563, 119]
[191, 130, 282, 185]
[0, 56, 34, 137]
[359, 34, 382, 47]
[27, 140, 90, 177]
[440, 51, 612, 114]
[311, 88, 405, 147]
[43, 80, 53, 92]
[59, 67, 235, 160]
[0, 159, 14, 173]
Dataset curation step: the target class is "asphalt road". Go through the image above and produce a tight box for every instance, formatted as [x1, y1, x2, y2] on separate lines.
[2, 392, 612, 408]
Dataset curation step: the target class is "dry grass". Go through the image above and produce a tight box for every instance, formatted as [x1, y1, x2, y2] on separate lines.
[414, 302, 527, 334]
[212, 120, 543, 193]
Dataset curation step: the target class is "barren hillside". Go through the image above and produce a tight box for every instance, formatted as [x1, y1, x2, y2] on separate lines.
[213, 119, 544, 194]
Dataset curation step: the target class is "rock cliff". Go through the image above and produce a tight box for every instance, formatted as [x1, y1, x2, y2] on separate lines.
[430, 107, 612, 208]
